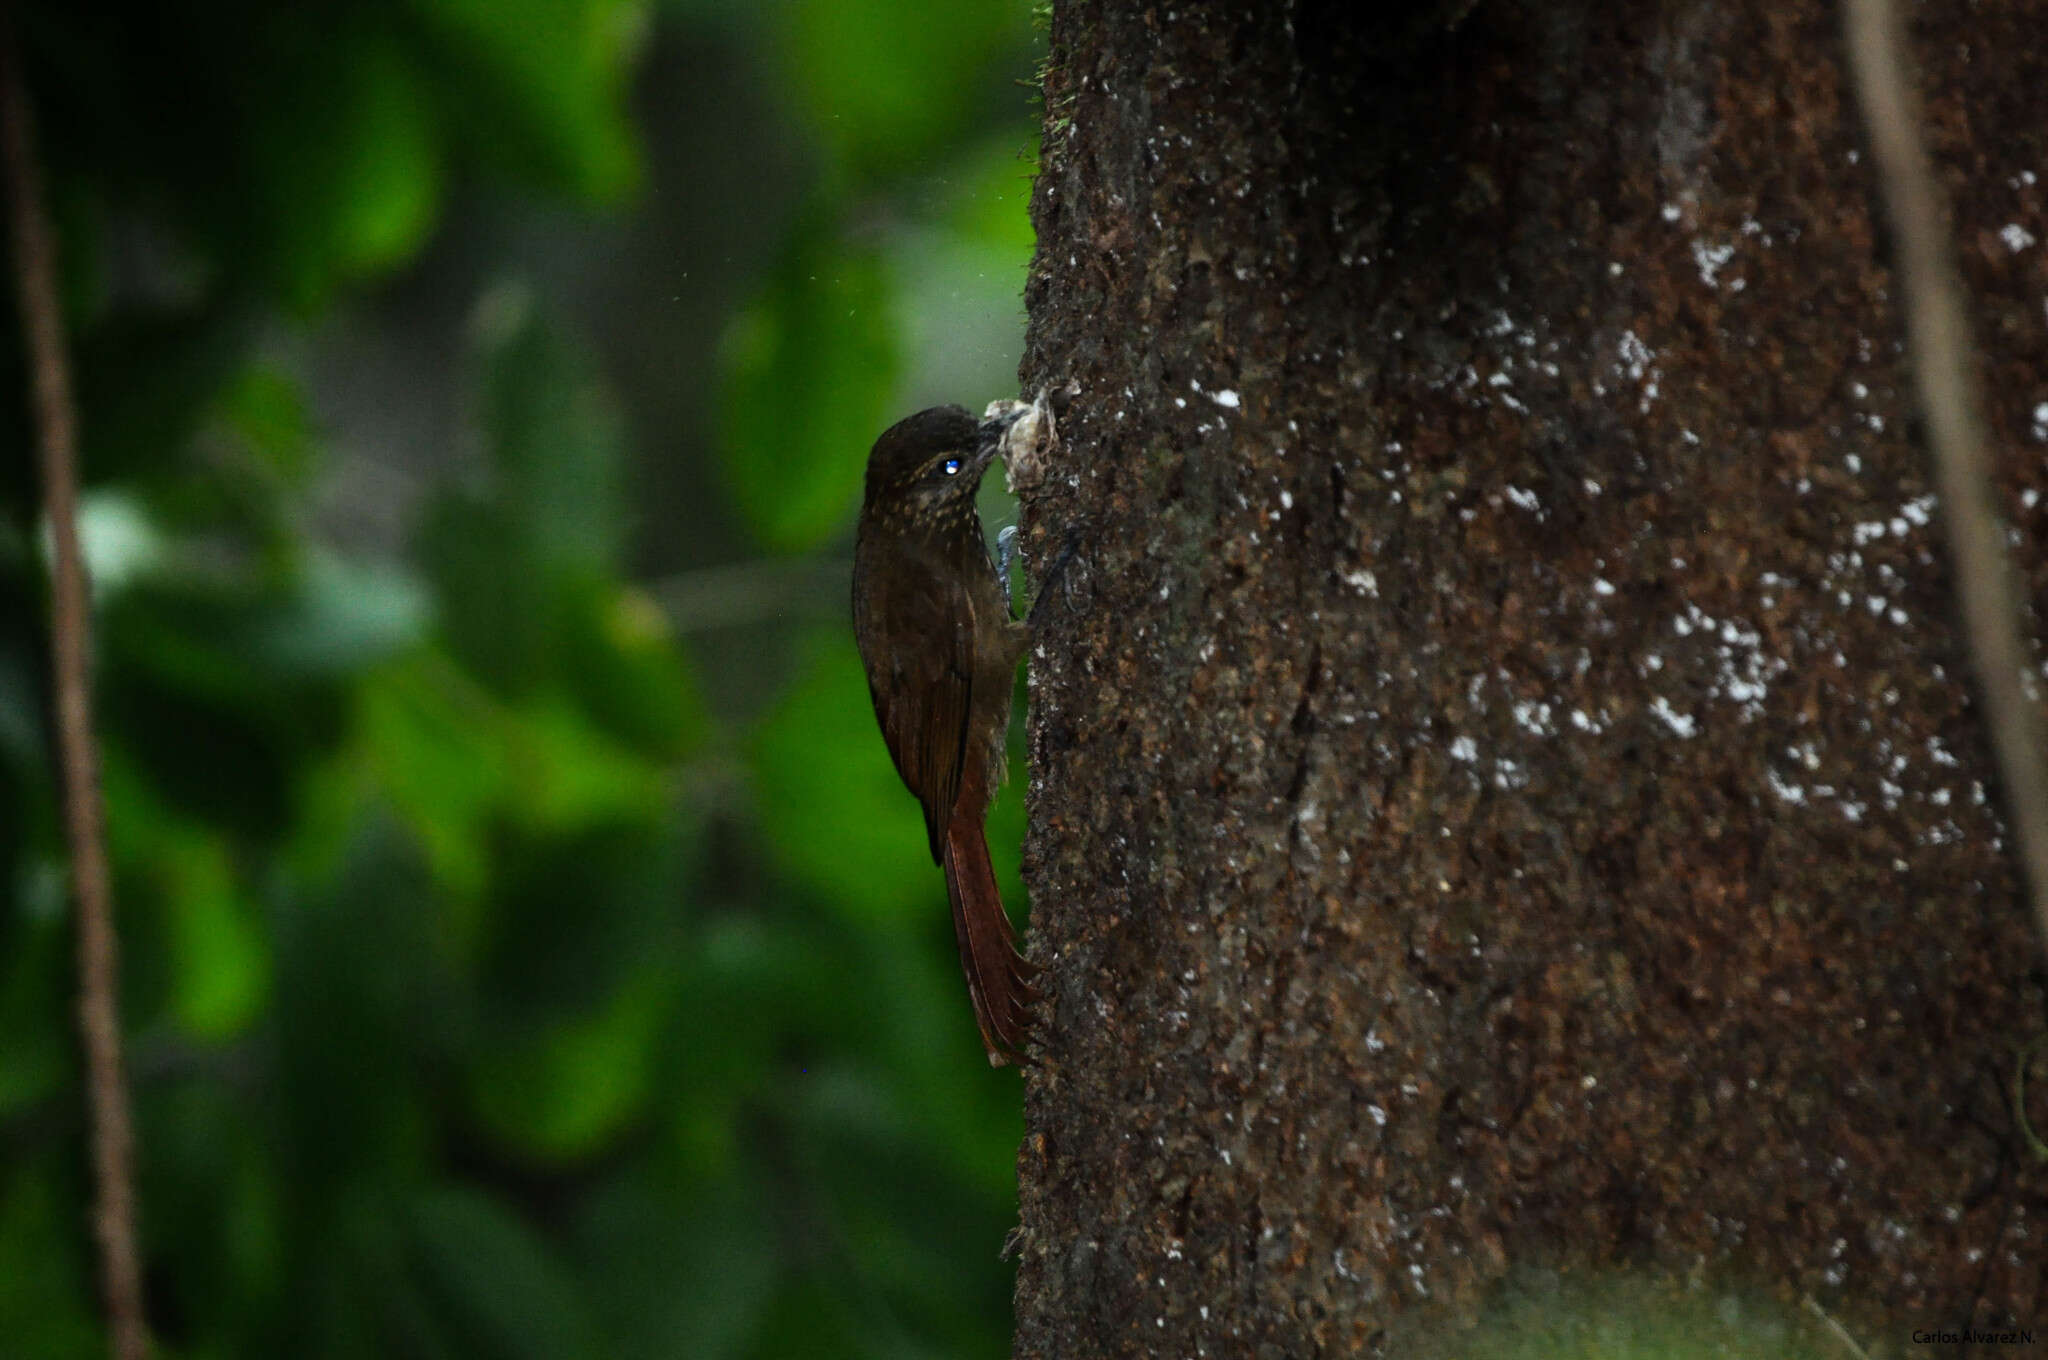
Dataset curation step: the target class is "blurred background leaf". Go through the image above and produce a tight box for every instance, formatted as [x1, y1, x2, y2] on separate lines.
[0, 0, 1044, 1356]
[718, 216, 898, 555]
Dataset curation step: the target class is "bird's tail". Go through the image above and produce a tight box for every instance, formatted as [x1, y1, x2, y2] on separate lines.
[942, 820, 1038, 1066]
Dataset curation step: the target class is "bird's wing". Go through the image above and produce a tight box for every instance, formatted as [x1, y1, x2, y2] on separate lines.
[860, 551, 978, 864]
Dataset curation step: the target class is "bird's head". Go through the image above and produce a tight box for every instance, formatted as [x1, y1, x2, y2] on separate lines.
[861, 404, 1022, 530]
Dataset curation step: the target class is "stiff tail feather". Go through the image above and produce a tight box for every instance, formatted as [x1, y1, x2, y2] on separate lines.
[941, 821, 1039, 1066]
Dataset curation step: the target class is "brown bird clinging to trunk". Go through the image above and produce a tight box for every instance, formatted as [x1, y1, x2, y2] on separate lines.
[852, 403, 1038, 1066]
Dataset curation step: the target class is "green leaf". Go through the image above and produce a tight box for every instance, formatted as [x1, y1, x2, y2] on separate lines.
[778, 1065, 1017, 1357]
[270, 820, 445, 1190]
[745, 1277, 871, 1360]
[353, 648, 670, 916]
[502, 696, 668, 833]
[720, 216, 899, 553]
[255, 550, 432, 676]
[407, 0, 644, 203]
[158, 835, 270, 1040]
[748, 629, 931, 922]
[99, 580, 350, 843]
[482, 815, 688, 1019]
[892, 136, 1038, 412]
[576, 1169, 779, 1360]
[942, 136, 1040, 256]
[0, 1156, 101, 1360]
[476, 296, 628, 574]
[251, 27, 445, 307]
[215, 365, 320, 486]
[75, 310, 251, 493]
[660, 915, 816, 1177]
[470, 961, 672, 1159]
[421, 303, 637, 698]
[0, 640, 45, 770]
[407, 1185, 601, 1360]
[468, 819, 690, 1159]
[0, 891, 71, 1121]
[317, 1183, 458, 1360]
[775, 0, 1034, 177]
[354, 654, 511, 904]
[560, 584, 708, 762]
[140, 1081, 284, 1343]
[417, 493, 550, 697]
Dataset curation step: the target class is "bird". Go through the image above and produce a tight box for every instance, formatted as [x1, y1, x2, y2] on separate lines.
[852, 403, 1039, 1066]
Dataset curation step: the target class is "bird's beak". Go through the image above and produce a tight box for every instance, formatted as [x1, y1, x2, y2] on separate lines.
[974, 406, 1027, 467]
[962, 433, 1007, 480]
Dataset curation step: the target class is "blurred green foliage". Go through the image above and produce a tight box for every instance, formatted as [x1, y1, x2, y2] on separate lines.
[0, 1, 1041, 1357]
[720, 216, 899, 554]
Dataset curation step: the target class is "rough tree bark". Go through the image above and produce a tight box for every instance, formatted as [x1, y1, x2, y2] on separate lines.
[1012, 2, 2048, 1355]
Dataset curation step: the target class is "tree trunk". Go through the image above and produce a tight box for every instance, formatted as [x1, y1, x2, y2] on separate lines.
[1012, 2, 2048, 1355]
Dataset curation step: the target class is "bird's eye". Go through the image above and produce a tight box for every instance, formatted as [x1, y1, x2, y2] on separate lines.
[941, 457, 963, 476]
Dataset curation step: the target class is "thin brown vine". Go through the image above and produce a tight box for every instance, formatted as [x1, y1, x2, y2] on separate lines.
[1844, 0, 2048, 966]
[0, 10, 149, 1358]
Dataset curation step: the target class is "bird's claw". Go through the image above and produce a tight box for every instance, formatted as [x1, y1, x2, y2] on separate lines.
[996, 524, 1019, 612]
